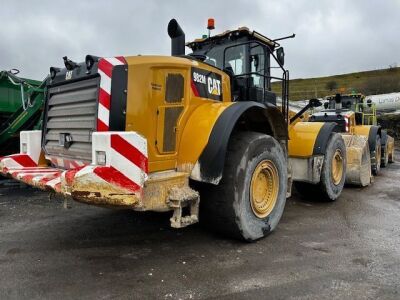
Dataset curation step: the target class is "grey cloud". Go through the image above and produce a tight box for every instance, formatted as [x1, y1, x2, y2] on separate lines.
[0, 0, 399, 80]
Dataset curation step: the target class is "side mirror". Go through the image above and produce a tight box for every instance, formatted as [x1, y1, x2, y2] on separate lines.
[367, 99, 372, 108]
[276, 47, 285, 66]
[323, 102, 329, 109]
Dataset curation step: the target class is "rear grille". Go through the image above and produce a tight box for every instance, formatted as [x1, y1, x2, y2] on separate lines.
[44, 77, 100, 163]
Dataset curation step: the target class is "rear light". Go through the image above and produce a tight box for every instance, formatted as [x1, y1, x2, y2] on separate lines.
[85, 56, 95, 70]
[85, 55, 100, 72]
[96, 151, 106, 166]
[49, 67, 60, 79]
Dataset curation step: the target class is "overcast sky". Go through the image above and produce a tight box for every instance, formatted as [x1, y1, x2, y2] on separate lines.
[1, 0, 399, 80]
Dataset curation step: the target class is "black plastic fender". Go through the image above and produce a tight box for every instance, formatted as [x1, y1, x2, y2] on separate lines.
[380, 130, 388, 146]
[368, 125, 381, 153]
[196, 101, 287, 185]
[312, 122, 338, 155]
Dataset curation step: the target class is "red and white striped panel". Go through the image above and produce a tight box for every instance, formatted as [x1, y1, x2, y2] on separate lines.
[16, 168, 61, 188]
[97, 56, 127, 131]
[48, 156, 86, 170]
[32, 171, 62, 189]
[1, 164, 62, 191]
[0, 131, 43, 174]
[0, 154, 38, 173]
[72, 132, 148, 194]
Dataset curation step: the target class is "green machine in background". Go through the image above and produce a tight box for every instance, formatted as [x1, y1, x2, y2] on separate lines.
[0, 70, 46, 156]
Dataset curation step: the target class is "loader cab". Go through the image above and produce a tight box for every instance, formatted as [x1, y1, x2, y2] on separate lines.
[324, 93, 368, 125]
[310, 93, 367, 132]
[325, 94, 364, 112]
[187, 28, 287, 106]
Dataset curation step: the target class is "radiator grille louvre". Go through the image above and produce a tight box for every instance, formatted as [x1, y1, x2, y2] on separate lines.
[44, 77, 100, 162]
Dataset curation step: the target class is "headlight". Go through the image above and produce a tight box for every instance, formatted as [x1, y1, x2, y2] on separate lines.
[86, 57, 94, 70]
[85, 55, 99, 71]
[50, 67, 60, 79]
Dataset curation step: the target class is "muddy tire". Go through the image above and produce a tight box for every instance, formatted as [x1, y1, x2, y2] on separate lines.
[388, 142, 395, 163]
[380, 131, 389, 168]
[372, 135, 381, 175]
[294, 133, 346, 201]
[381, 141, 389, 168]
[199, 131, 287, 242]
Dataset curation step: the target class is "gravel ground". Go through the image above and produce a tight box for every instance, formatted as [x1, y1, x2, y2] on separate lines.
[0, 151, 399, 299]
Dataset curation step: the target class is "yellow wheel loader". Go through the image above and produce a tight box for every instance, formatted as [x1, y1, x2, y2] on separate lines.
[0, 19, 346, 241]
[287, 99, 347, 200]
[325, 94, 395, 167]
[307, 93, 395, 186]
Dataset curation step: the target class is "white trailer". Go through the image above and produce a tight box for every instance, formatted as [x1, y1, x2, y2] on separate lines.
[365, 92, 400, 114]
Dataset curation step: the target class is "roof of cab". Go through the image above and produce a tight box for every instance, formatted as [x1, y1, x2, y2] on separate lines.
[326, 93, 365, 100]
[186, 27, 279, 50]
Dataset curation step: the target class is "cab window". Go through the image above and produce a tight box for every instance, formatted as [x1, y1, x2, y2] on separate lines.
[250, 43, 266, 89]
[224, 45, 246, 75]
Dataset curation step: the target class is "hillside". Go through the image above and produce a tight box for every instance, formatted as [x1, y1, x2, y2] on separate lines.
[272, 67, 400, 101]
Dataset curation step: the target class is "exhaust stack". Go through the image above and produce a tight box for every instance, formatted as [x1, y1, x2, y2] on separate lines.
[168, 19, 185, 56]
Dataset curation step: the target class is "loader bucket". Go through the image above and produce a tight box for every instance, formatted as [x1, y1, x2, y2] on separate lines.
[387, 135, 395, 163]
[342, 134, 371, 186]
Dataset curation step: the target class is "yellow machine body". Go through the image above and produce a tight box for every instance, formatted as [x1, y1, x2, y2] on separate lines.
[287, 111, 340, 186]
[305, 108, 372, 186]
[288, 122, 324, 157]
[123, 56, 233, 173]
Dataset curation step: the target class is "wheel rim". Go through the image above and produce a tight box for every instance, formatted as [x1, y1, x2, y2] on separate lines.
[250, 160, 279, 219]
[331, 149, 344, 185]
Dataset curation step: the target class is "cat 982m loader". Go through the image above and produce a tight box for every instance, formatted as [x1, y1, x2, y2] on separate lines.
[0, 19, 347, 241]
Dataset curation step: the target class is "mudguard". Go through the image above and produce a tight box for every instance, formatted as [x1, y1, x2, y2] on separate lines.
[367, 125, 381, 153]
[289, 122, 338, 184]
[312, 123, 338, 155]
[288, 122, 336, 158]
[380, 130, 388, 146]
[190, 101, 287, 185]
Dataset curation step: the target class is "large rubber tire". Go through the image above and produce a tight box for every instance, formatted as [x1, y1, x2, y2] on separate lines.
[388, 143, 395, 163]
[199, 131, 287, 242]
[380, 131, 389, 168]
[381, 141, 389, 168]
[372, 135, 381, 176]
[294, 133, 346, 201]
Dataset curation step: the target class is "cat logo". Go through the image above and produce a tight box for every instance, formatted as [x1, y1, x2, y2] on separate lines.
[65, 71, 73, 80]
[191, 67, 223, 101]
[208, 77, 221, 96]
